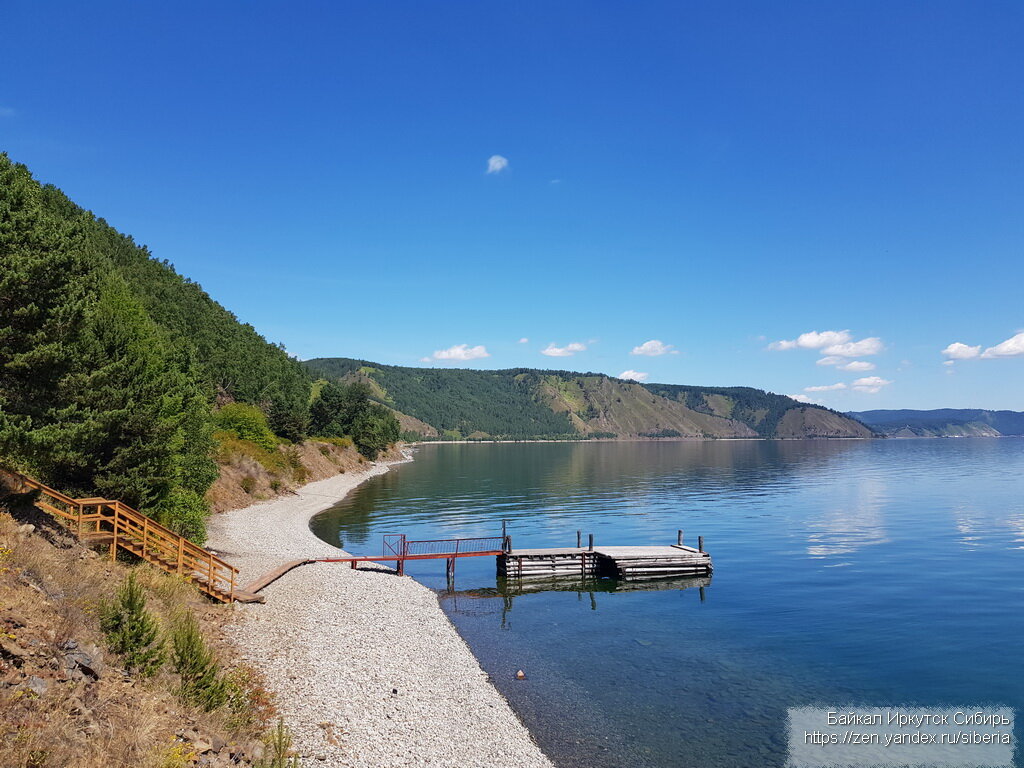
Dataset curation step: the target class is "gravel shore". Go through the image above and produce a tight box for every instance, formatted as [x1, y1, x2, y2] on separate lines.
[205, 456, 554, 768]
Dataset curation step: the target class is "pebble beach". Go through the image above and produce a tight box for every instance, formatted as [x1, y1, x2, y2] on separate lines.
[205, 455, 554, 768]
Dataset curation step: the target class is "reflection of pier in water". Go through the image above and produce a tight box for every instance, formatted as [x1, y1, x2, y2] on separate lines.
[439, 574, 711, 625]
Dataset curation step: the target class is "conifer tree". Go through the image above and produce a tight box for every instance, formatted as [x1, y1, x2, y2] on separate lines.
[100, 571, 166, 678]
[172, 610, 229, 711]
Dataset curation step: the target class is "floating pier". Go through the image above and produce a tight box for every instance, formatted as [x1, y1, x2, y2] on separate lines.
[498, 533, 712, 582]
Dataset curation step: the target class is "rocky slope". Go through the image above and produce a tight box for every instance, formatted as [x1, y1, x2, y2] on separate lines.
[850, 408, 1024, 437]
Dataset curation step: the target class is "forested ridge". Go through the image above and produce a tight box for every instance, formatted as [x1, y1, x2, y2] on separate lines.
[303, 358, 875, 440]
[0, 155, 398, 540]
[850, 409, 1024, 437]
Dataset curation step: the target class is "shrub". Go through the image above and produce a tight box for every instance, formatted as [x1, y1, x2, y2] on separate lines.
[100, 571, 166, 678]
[171, 610, 229, 711]
[213, 403, 278, 452]
[240, 476, 256, 493]
[255, 719, 301, 768]
[156, 487, 209, 544]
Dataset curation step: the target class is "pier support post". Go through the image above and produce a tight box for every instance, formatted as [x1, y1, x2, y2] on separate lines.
[502, 519, 507, 539]
[505, 535, 512, 553]
[577, 530, 581, 548]
[588, 533, 594, 552]
[698, 535, 704, 553]
[677, 529, 683, 546]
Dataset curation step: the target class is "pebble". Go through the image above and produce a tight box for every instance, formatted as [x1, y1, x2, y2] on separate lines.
[207, 456, 554, 768]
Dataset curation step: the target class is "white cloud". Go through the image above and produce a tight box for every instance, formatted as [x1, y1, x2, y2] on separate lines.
[942, 342, 981, 360]
[943, 360, 955, 366]
[769, 330, 852, 351]
[618, 370, 649, 382]
[631, 339, 676, 356]
[840, 360, 875, 372]
[816, 356, 844, 366]
[787, 394, 818, 404]
[518, 337, 529, 344]
[541, 341, 587, 357]
[804, 383, 847, 392]
[428, 343, 490, 362]
[851, 376, 892, 394]
[981, 332, 1024, 359]
[821, 337, 884, 357]
[486, 155, 509, 174]
[419, 357, 432, 363]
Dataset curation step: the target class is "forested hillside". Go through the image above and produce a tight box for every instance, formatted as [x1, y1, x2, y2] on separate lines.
[0, 155, 398, 540]
[850, 409, 1024, 437]
[303, 358, 874, 440]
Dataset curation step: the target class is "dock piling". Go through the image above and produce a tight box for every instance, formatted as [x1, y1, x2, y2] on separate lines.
[588, 533, 594, 552]
[698, 536, 704, 553]
[677, 529, 683, 546]
[576, 530, 581, 548]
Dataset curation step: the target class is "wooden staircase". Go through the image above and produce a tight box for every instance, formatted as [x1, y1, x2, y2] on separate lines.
[11, 473, 258, 603]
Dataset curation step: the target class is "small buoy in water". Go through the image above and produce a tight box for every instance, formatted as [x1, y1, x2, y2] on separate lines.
[515, 669, 526, 680]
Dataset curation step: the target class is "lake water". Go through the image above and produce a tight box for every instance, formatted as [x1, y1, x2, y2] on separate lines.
[310, 439, 1024, 767]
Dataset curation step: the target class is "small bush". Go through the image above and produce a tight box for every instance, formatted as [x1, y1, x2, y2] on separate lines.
[255, 719, 301, 768]
[240, 476, 256, 494]
[100, 571, 166, 678]
[171, 610, 229, 711]
[224, 664, 277, 732]
[313, 436, 354, 449]
[156, 487, 208, 544]
[213, 403, 278, 452]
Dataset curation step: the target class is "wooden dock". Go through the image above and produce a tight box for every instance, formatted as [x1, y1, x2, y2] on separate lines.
[498, 542, 712, 582]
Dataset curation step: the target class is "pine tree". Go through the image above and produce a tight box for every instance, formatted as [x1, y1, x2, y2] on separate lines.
[99, 571, 166, 677]
[172, 610, 229, 711]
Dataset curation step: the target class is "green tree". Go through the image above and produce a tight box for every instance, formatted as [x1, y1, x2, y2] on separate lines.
[100, 571, 166, 678]
[172, 610, 229, 712]
[351, 403, 400, 460]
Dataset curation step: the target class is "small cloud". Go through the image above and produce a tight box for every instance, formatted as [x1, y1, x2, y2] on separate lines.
[618, 370, 649, 382]
[839, 360, 875, 372]
[851, 376, 892, 394]
[769, 330, 852, 351]
[486, 155, 509, 174]
[549, 179, 561, 185]
[804, 383, 847, 392]
[428, 343, 490, 362]
[822, 337, 884, 357]
[942, 342, 981, 360]
[816, 356, 844, 366]
[943, 360, 955, 366]
[541, 341, 587, 357]
[518, 337, 529, 344]
[631, 339, 677, 357]
[419, 357, 432, 363]
[787, 394, 818, 404]
[981, 332, 1024, 359]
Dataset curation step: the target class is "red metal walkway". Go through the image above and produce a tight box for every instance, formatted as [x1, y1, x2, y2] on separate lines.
[240, 534, 509, 596]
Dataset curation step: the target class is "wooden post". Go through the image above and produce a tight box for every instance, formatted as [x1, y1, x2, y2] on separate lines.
[506, 535, 512, 554]
[698, 535, 704, 553]
[502, 519, 507, 539]
[177, 537, 185, 575]
[588, 533, 594, 552]
[677, 529, 683, 546]
[110, 505, 118, 562]
[576, 530, 582, 547]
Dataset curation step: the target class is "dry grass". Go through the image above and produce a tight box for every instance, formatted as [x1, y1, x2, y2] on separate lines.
[0, 506, 276, 768]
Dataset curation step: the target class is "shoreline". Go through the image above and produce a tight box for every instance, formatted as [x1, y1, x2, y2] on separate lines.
[205, 453, 554, 768]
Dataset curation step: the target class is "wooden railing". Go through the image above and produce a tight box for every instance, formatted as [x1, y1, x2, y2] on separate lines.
[13, 474, 238, 603]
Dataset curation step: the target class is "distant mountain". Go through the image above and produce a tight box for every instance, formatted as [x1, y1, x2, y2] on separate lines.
[849, 409, 1024, 437]
[302, 358, 874, 440]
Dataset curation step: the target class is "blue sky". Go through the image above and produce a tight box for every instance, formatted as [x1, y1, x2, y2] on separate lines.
[3, 1, 1022, 410]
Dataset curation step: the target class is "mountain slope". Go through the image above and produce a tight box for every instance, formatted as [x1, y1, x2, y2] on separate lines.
[850, 409, 1024, 437]
[303, 358, 873, 439]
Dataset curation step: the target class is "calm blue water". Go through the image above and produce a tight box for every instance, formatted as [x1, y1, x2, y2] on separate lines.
[310, 439, 1024, 767]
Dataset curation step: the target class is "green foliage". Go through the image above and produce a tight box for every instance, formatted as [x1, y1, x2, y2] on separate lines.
[99, 571, 166, 678]
[171, 610, 229, 712]
[255, 719, 301, 768]
[309, 380, 400, 459]
[156, 487, 209, 543]
[303, 359, 576, 439]
[213, 403, 278, 451]
[352, 403, 400, 460]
